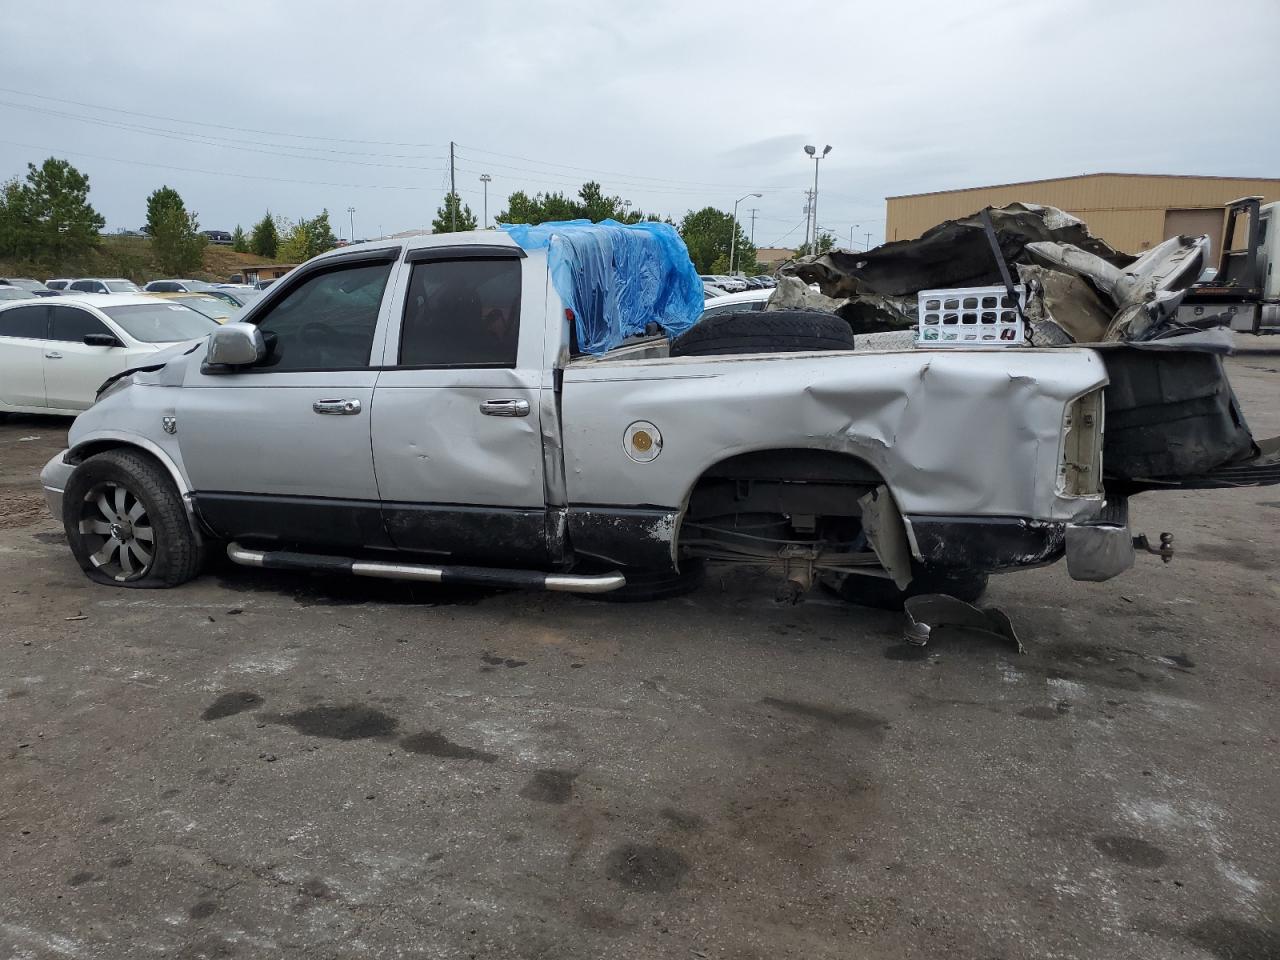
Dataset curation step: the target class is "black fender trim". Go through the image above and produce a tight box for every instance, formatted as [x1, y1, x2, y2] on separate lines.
[906, 515, 1067, 573]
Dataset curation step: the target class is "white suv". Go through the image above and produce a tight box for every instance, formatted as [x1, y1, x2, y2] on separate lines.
[68, 278, 142, 295]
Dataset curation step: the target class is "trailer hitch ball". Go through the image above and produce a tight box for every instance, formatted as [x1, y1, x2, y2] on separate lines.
[1133, 532, 1175, 563]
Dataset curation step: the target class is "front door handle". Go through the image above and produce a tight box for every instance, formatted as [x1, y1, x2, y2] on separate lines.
[312, 398, 362, 415]
[480, 398, 530, 417]
[45, 351, 63, 360]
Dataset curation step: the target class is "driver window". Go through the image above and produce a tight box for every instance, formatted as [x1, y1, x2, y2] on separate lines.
[399, 258, 521, 367]
[253, 261, 391, 371]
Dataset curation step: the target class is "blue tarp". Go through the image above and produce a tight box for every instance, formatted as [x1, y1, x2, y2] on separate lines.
[499, 219, 704, 355]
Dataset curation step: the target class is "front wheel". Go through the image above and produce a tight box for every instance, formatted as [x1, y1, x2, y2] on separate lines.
[63, 449, 204, 588]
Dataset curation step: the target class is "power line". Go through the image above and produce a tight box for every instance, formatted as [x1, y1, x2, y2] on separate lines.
[0, 85, 442, 148]
[0, 137, 441, 192]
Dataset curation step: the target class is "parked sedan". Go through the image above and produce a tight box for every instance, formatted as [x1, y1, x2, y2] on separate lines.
[0, 286, 35, 301]
[45, 278, 73, 291]
[147, 292, 242, 323]
[0, 295, 218, 415]
[68, 278, 142, 295]
[0, 278, 59, 297]
[143, 279, 216, 293]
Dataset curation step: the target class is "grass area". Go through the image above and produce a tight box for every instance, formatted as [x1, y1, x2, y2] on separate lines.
[0, 235, 271, 284]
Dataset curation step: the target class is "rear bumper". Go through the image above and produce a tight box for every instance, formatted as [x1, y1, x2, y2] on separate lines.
[906, 507, 1135, 583]
[40, 451, 73, 522]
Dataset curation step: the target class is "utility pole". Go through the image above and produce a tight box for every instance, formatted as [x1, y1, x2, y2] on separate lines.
[802, 191, 813, 250]
[479, 173, 492, 229]
[347, 206, 355, 243]
[748, 208, 758, 246]
[730, 192, 762, 275]
[865, 231, 872, 250]
[449, 141, 457, 232]
[803, 144, 832, 254]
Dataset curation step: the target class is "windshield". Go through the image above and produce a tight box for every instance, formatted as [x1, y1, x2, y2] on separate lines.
[173, 295, 240, 322]
[106, 280, 141, 293]
[6, 279, 45, 291]
[103, 303, 219, 342]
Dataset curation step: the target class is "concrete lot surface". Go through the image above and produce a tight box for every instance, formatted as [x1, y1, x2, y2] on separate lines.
[2, 357, 1278, 959]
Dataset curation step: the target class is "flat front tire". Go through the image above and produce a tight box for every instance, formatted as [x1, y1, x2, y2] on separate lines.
[63, 449, 203, 588]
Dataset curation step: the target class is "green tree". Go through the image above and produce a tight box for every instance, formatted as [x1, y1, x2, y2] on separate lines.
[494, 181, 651, 226]
[678, 206, 755, 274]
[250, 211, 278, 258]
[231, 224, 248, 253]
[793, 231, 837, 258]
[0, 176, 33, 259]
[12, 157, 104, 261]
[275, 210, 339, 262]
[151, 203, 207, 275]
[146, 186, 206, 275]
[432, 192, 478, 233]
[145, 185, 184, 237]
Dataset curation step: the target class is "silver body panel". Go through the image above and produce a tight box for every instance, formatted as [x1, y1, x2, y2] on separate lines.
[41, 233, 1110, 576]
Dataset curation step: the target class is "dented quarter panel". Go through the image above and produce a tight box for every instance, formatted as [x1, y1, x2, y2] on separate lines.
[561, 348, 1109, 531]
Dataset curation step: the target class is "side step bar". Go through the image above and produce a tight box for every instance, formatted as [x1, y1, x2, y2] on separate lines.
[226, 542, 626, 594]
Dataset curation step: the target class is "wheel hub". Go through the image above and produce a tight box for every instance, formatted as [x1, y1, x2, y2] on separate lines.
[109, 520, 132, 541]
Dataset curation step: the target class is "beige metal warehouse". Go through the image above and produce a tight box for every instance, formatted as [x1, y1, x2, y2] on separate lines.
[886, 173, 1280, 255]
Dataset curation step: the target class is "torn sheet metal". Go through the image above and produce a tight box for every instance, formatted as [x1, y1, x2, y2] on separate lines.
[902, 593, 1023, 653]
[858, 485, 913, 589]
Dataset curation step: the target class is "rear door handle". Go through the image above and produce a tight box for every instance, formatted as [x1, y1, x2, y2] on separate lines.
[45, 351, 63, 360]
[312, 398, 362, 415]
[480, 398, 530, 417]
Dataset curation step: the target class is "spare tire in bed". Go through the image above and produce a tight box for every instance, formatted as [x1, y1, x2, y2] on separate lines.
[669, 310, 855, 357]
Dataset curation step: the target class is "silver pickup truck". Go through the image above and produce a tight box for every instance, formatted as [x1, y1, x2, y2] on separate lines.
[38, 229, 1279, 605]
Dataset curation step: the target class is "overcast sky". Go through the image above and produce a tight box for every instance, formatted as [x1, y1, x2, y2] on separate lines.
[2, 0, 1276, 249]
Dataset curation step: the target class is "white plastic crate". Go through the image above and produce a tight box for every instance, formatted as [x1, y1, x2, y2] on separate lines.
[917, 285, 1026, 346]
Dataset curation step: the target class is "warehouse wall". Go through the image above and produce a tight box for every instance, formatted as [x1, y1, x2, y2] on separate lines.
[885, 174, 1280, 254]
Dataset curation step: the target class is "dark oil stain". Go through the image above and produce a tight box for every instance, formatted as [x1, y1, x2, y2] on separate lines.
[108, 856, 132, 869]
[478, 666, 496, 673]
[1162, 653, 1196, 669]
[188, 900, 218, 920]
[272, 703, 398, 740]
[480, 653, 528, 668]
[160, 788, 182, 799]
[201, 691, 264, 721]
[216, 567, 500, 607]
[6, 689, 30, 699]
[1259, 501, 1280, 510]
[67, 871, 98, 886]
[760, 697, 889, 735]
[576, 903, 638, 933]
[299, 877, 334, 899]
[604, 843, 689, 893]
[31, 531, 65, 544]
[659, 807, 706, 832]
[519, 769, 577, 804]
[884, 643, 931, 661]
[502, 832, 523, 844]
[1185, 915, 1280, 960]
[96, 813, 119, 825]
[1093, 834, 1169, 868]
[399, 731, 497, 763]
[1019, 702, 1071, 721]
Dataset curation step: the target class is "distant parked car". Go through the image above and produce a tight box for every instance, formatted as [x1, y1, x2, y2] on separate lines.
[0, 278, 58, 297]
[143, 279, 215, 293]
[147, 292, 242, 323]
[0, 286, 34, 301]
[202, 230, 233, 245]
[206, 288, 260, 308]
[45, 279, 73, 291]
[0, 295, 218, 415]
[253, 278, 277, 290]
[703, 282, 726, 300]
[710, 275, 748, 293]
[698, 287, 772, 320]
[68, 278, 141, 294]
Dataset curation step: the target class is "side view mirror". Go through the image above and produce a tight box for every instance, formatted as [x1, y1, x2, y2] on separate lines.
[205, 322, 266, 369]
[83, 333, 123, 347]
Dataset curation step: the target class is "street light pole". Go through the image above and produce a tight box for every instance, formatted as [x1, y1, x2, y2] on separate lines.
[730, 192, 762, 274]
[479, 174, 492, 229]
[803, 144, 831, 254]
[347, 206, 355, 243]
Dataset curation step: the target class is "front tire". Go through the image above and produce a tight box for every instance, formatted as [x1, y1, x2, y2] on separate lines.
[63, 449, 203, 588]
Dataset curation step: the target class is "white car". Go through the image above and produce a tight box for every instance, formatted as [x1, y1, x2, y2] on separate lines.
[0, 295, 219, 415]
[45, 279, 73, 291]
[143, 279, 215, 293]
[67, 278, 142, 295]
[699, 287, 771, 318]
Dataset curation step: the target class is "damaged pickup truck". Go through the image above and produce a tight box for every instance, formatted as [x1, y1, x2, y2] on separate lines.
[38, 216, 1280, 610]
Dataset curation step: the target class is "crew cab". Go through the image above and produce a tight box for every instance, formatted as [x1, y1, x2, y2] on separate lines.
[38, 228, 1278, 602]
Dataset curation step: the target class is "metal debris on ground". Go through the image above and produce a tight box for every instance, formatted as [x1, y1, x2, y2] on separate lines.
[902, 593, 1024, 653]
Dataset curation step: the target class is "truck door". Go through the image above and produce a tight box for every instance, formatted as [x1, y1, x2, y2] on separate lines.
[177, 249, 399, 550]
[370, 244, 550, 565]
